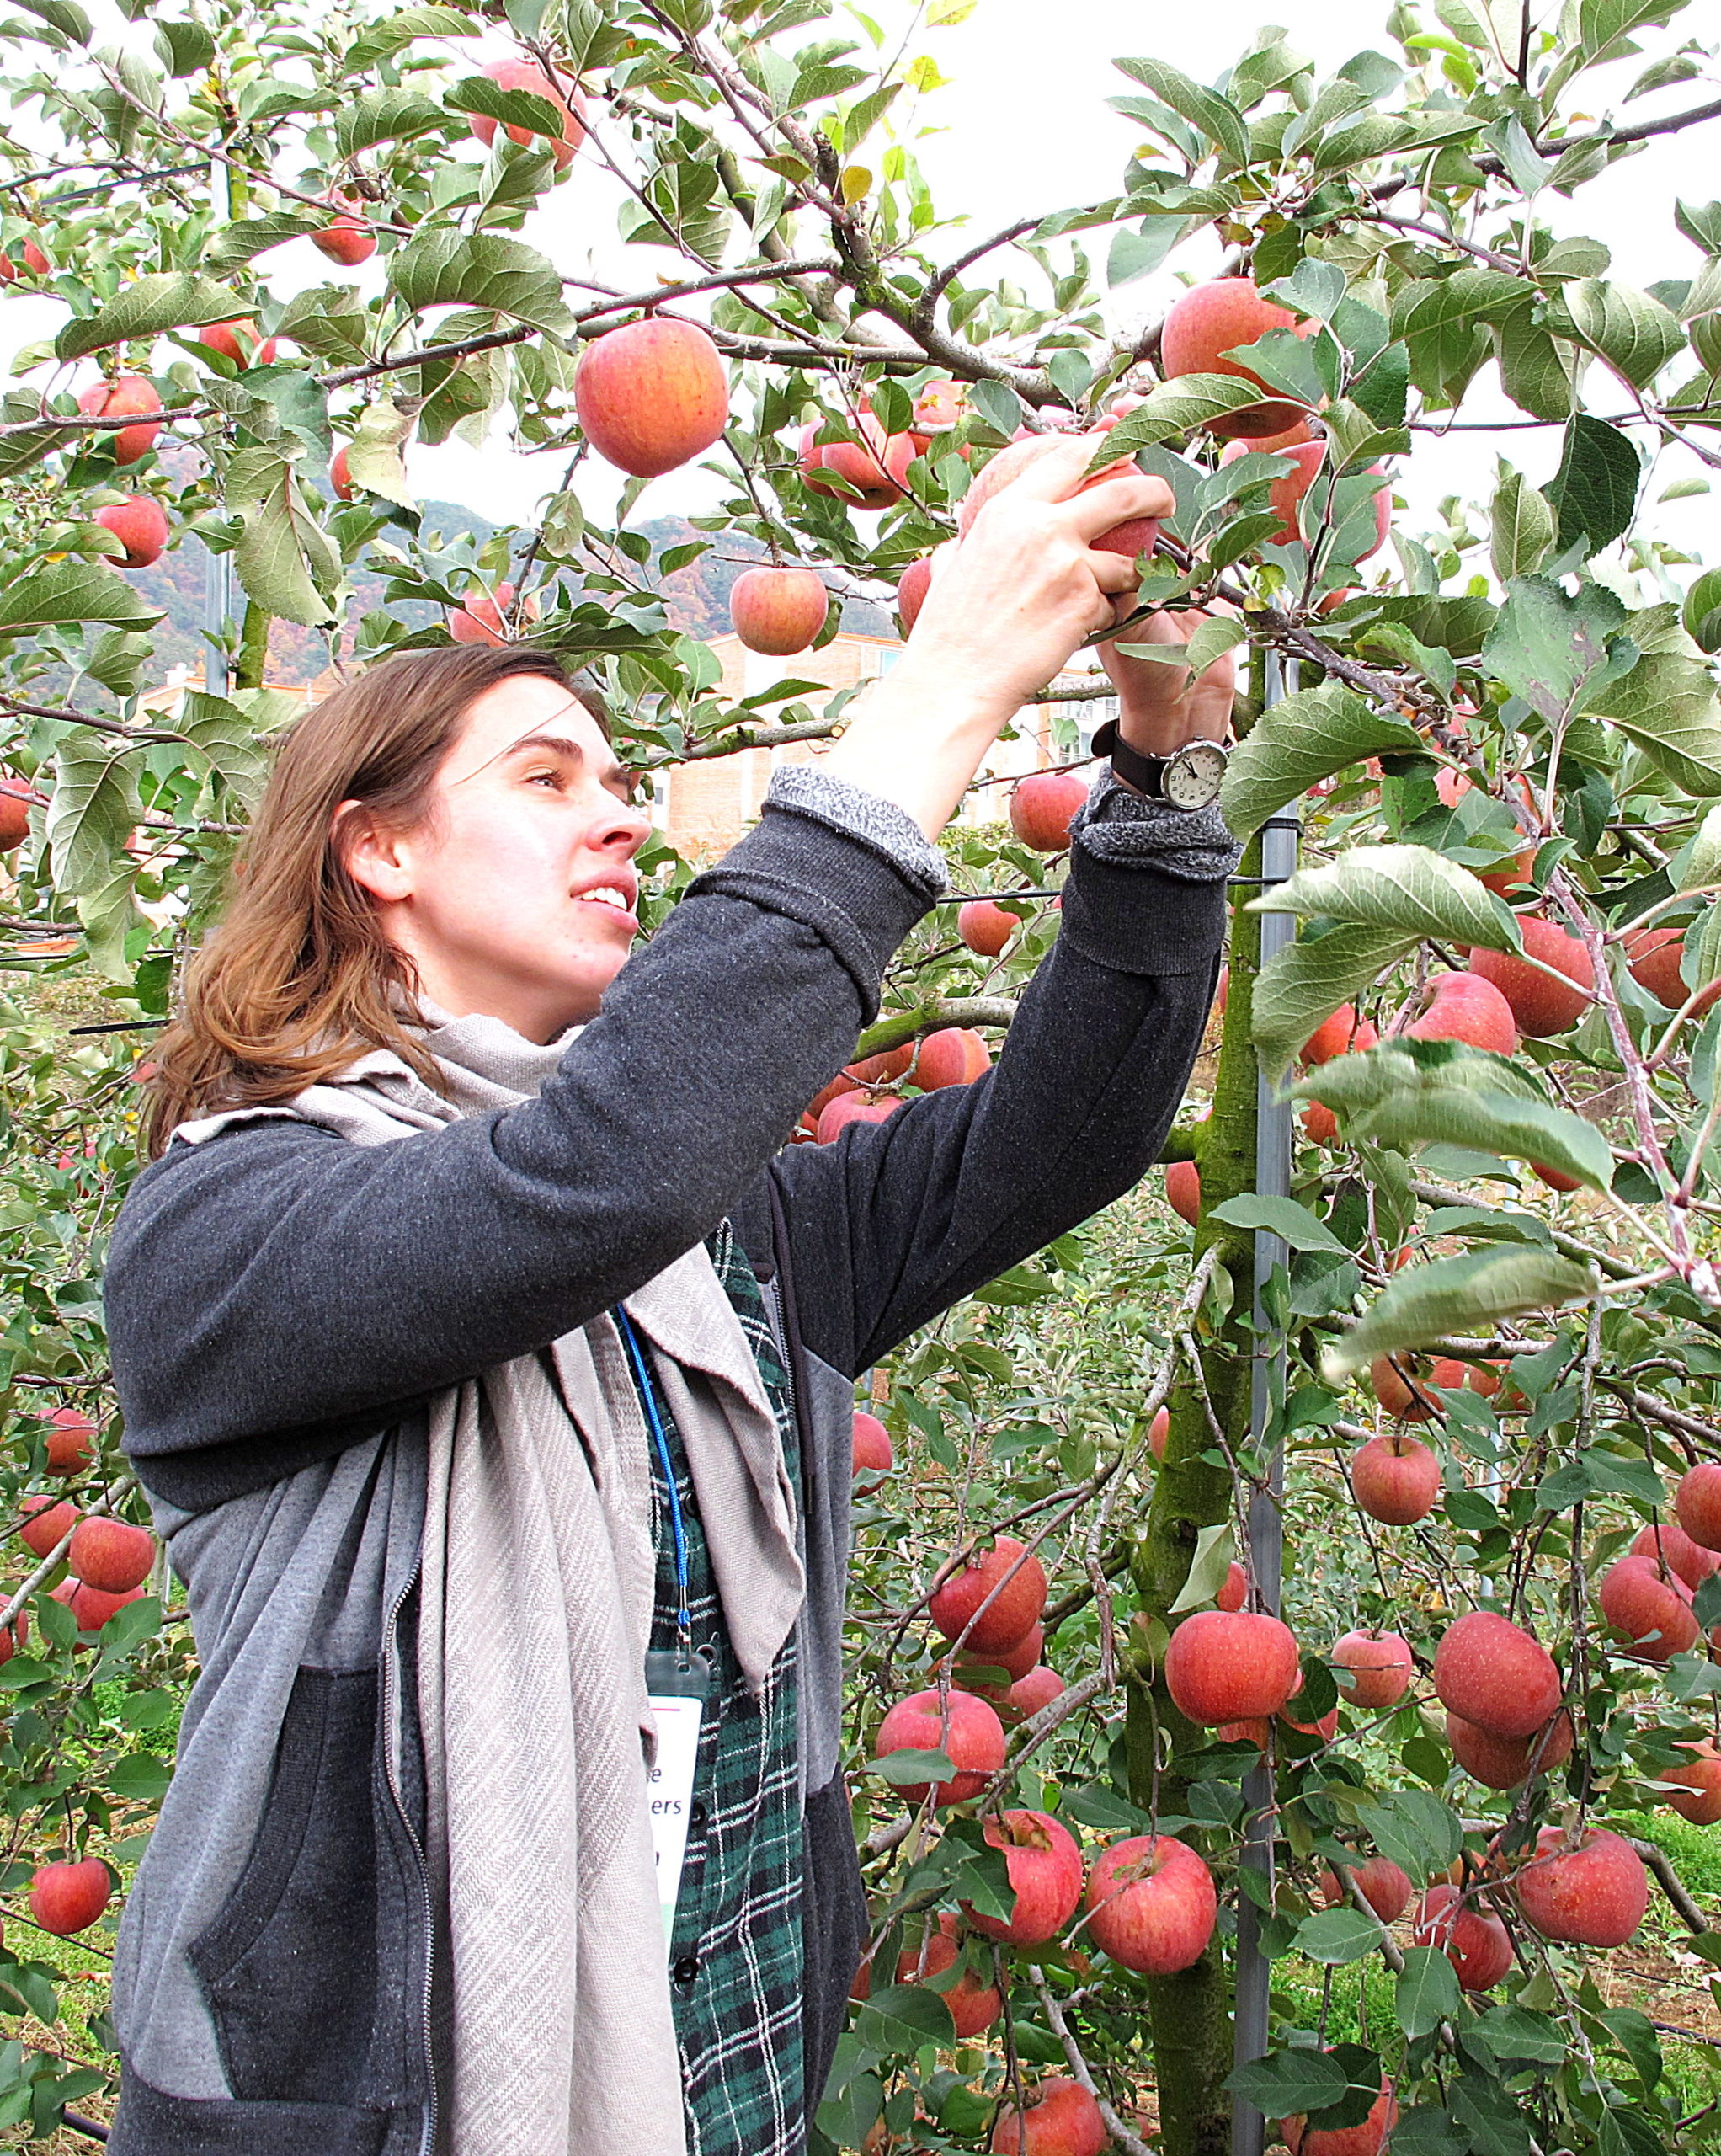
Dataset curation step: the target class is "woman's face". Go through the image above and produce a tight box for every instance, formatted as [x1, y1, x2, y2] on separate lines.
[341, 674, 653, 1042]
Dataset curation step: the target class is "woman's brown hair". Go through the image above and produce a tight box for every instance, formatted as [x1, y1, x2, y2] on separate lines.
[142, 645, 604, 1156]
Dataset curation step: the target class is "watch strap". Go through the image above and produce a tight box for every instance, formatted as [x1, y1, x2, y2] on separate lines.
[1090, 718, 1164, 798]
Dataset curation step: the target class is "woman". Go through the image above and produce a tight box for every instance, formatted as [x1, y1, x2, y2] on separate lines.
[103, 435, 1238, 2156]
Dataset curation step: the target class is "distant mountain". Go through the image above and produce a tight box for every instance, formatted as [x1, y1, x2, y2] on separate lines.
[120, 504, 892, 688]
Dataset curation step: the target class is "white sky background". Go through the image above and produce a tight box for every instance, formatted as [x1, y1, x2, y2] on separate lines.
[3, 0, 1718, 562]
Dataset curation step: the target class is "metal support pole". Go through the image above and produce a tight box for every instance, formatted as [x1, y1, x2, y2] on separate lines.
[202, 546, 232, 698]
[1231, 653, 1299, 2156]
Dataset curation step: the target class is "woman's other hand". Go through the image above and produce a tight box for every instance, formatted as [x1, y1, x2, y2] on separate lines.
[1100, 604, 1238, 762]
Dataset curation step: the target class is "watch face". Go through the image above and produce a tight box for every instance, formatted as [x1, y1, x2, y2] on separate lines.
[1165, 743, 1227, 809]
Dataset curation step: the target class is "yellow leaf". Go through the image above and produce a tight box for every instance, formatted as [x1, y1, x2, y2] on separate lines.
[928, 0, 976, 22]
[907, 53, 946, 92]
[839, 164, 872, 204]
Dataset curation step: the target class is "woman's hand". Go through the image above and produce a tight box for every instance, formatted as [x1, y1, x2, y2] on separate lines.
[1100, 604, 1239, 765]
[823, 435, 1175, 840]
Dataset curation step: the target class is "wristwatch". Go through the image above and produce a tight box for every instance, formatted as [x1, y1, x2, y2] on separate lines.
[1091, 719, 1229, 810]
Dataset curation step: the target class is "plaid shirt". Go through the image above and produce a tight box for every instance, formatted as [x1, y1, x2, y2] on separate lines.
[630, 1224, 806, 2156]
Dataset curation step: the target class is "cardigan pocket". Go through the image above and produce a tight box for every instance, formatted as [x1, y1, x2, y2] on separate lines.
[189, 1665, 381, 2105]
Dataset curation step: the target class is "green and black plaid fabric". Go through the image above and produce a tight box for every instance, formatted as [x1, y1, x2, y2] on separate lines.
[629, 1223, 806, 2156]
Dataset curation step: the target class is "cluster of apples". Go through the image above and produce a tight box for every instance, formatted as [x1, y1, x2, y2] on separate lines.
[13, 1424, 153, 1647]
[800, 1027, 995, 1144]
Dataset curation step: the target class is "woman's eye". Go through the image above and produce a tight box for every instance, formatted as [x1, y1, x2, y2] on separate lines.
[526, 769, 563, 789]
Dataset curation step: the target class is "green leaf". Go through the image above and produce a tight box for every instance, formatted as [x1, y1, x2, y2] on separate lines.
[1489, 468, 1554, 583]
[204, 212, 322, 274]
[1253, 925, 1418, 1083]
[1480, 574, 1631, 724]
[348, 3, 478, 67]
[1356, 1788, 1462, 1877]
[1578, 0, 1682, 67]
[1396, 1947, 1461, 2038]
[1292, 1907, 1382, 1964]
[104, 1752, 171, 1803]
[1682, 803, 1721, 889]
[55, 271, 240, 361]
[1169, 1523, 1236, 1614]
[1547, 413, 1642, 556]
[1322, 1245, 1592, 1377]
[1561, 280, 1683, 387]
[872, 1747, 955, 1788]
[1495, 302, 1578, 422]
[226, 448, 338, 627]
[1393, 268, 1529, 343]
[1221, 684, 1421, 838]
[1677, 200, 1721, 256]
[445, 74, 568, 144]
[1209, 1195, 1348, 1253]
[333, 88, 446, 162]
[45, 731, 141, 896]
[1249, 844, 1522, 953]
[345, 395, 416, 511]
[178, 692, 270, 808]
[152, 15, 213, 72]
[0, 559, 161, 637]
[1468, 2004, 1567, 2065]
[1226, 2050, 1347, 2117]
[391, 230, 573, 334]
[1588, 651, 1721, 798]
[1112, 55, 1249, 166]
[853, 1982, 956, 2060]
[1090, 375, 1294, 463]
[1295, 1041, 1613, 1188]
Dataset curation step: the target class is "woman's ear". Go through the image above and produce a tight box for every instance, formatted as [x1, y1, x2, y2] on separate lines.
[334, 800, 416, 905]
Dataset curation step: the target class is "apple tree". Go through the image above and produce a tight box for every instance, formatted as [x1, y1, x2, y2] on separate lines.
[8, 0, 1721, 2148]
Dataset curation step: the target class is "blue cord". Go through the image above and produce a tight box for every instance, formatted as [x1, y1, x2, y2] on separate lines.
[615, 1309, 693, 1648]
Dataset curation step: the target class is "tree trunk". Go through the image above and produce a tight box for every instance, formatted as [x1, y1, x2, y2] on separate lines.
[1126, 827, 1266, 2156]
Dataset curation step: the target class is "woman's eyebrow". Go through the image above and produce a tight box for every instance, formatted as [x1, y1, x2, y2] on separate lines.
[451, 732, 629, 791]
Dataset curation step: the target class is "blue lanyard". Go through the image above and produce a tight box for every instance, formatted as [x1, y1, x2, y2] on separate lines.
[615, 1309, 693, 1650]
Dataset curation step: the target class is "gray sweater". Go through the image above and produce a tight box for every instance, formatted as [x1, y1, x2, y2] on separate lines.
[101, 768, 1233, 2156]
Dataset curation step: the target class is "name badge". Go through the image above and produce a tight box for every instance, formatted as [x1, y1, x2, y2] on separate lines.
[645, 1650, 711, 1947]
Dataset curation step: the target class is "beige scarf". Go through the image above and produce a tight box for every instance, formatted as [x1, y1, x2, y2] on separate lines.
[175, 1008, 806, 2155]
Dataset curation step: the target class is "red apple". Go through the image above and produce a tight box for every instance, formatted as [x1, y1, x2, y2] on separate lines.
[43, 1406, 95, 1475]
[1413, 1885, 1513, 1990]
[799, 414, 915, 508]
[1432, 1611, 1561, 1738]
[77, 375, 162, 464]
[957, 431, 1157, 555]
[1301, 1101, 1340, 1145]
[29, 1858, 110, 1935]
[330, 446, 354, 500]
[1159, 277, 1313, 440]
[962, 1809, 1084, 1945]
[1468, 917, 1594, 1038]
[576, 318, 730, 478]
[1631, 1517, 1719, 1591]
[1368, 1355, 1439, 1423]
[930, 1535, 1047, 1655]
[1330, 1628, 1414, 1710]
[312, 215, 377, 266]
[1300, 1005, 1379, 1065]
[94, 496, 168, 569]
[1006, 1666, 1064, 1722]
[1447, 1709, 1574, 1789]
[1599, 1555, 1699, 1662]
[898, 554, 934, 632]
[1676, 1463, 1721, 1552]
[1165, 1159, 1201, 1226]
[1148, 1406, 1169, 1461]
[0, 237, 50, 280]
[19, 1494, 77, 1561]
[67, 1516, 154, 1594]
[1283, 2079, 1397, 2156]
[728, 567, 829, 655]
[895, 1913, 1003, 2037]
[852, 1411, 892, 1489]
[1319, 1856, 1412, 1924]
[0, 1608, 29, 1665]
[469, 56, 585, 166]
[1217, 1562, 1248, 1614]
[1626, 923, 1689, 1006]
[912, 1027, 992, 1091]
[1404, 971, 1519, 1054]
[1164, 1609, 1300, 1725]
[872, 1686, 1006, 1803]
[197, 318, 277, 366]
[1516, 1826, 1646, 1947]
[0, 774, 42, 850]
[816, 1091, 904, 1144]
[449, 582, 538, 645]
[1084, 1833, 1217, 1974]
[57, 1579, 145, 1635]
[1221, 437, 1390, 558]
[1662, 1740, 1721, 1826]
[958, 900, 1019, 958]
[990, 2078, 1107, 2156]
[1351, 1431, 1441, 1525]
[1009, 770, 1088, 852]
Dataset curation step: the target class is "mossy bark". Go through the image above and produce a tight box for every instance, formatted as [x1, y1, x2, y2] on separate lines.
[1124, 830, 1266, 2156]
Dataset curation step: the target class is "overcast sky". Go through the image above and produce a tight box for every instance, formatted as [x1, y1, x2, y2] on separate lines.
[4, 0, 1716, 558]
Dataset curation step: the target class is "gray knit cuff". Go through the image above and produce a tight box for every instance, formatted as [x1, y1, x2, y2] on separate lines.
[765, 765, 949, 899]
[1070, 771, 1242, 885]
